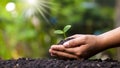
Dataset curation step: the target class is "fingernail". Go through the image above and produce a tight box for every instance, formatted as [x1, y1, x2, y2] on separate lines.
[51, 46, 56, 49]
[51, 46, 54, 49]
[49, 49, 52, 53]
[63, 42, 69, 47]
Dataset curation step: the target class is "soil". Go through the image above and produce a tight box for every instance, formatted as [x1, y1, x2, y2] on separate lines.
[0, 38, 119, 68]
[0, 58, 119, 68]
[57, 38, 74, 45]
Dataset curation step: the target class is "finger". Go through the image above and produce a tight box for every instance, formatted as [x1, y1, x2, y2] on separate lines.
[65, 47, 78, 54]
[51, 45, 77, 55]
[49, 47, 65, 56]
[51, 50, 79, 59]
[50, 46, 85, 60]
[50, 45, 65, 51]
[63, 37, 86, 48]
[49, 49, 56, 57]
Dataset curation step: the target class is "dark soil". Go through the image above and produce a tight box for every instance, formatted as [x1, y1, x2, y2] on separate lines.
[0, 58, 119, 68]
[57, 38, 74, 45]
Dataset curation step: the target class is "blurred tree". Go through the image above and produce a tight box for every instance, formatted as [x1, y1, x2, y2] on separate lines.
[51, 0, 114, 36]
[95, 0, 115, 7]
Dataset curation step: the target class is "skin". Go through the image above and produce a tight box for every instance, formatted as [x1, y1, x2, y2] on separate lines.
[49, 27, 120, 60]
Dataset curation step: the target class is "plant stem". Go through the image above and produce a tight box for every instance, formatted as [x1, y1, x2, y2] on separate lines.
[63, 32, 66, 39]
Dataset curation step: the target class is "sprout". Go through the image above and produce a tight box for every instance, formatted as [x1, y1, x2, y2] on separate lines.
[54, 25, 71, 38]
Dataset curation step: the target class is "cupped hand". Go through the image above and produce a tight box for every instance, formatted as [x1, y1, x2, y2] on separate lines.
[49, 34, 104, 59]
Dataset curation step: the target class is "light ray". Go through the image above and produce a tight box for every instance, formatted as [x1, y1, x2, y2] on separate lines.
[36, 6, 49, 23]
[24, 0, 55, 22]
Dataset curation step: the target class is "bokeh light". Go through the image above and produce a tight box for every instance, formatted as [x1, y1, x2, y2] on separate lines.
[6, 2, 16, 12]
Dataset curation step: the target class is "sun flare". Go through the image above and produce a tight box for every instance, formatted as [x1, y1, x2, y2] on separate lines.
[24, 0, 54, 22]
[27, 0, 36, 5]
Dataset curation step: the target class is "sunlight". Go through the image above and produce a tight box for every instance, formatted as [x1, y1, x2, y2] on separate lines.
[24, 0, 54, 22]
[6, 2, 16, 12]
[27, 0, 36, 5]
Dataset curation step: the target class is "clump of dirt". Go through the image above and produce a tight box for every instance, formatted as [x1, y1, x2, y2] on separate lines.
[0, 58, 119, 68]
[57, 38, 74, 45]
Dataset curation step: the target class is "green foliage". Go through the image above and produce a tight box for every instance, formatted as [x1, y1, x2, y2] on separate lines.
[54, 25, 71, 38]
[0, 0, 58, 59]
[54, 30, 64, 34]
[64, 25, 72, 33]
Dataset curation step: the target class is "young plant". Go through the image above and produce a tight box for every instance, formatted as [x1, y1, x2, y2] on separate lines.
[54, 25, 71, 39]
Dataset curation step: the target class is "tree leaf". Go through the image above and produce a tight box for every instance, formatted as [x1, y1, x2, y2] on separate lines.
[54, 30, 64, 34]
[63, 25, 71, 32]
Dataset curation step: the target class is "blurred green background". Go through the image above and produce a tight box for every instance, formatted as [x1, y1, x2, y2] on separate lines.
[0, 0, 117, 59]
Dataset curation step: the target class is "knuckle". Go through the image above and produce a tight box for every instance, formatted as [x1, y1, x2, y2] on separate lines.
[82, 36, 88, 42]
[82, 35, 87, 39]
[69, 41, 75, 47]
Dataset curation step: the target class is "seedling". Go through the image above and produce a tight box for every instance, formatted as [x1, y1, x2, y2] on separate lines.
[54, 25, 71, 39]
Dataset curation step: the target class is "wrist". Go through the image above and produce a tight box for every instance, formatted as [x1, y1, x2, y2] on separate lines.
[96, 35, 109, 50]
[97, 27, 120, 49]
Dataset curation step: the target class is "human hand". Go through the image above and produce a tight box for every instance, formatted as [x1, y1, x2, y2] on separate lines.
[49, 34, 105, 59]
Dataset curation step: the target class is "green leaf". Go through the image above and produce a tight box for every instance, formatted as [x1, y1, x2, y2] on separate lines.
[63, 25, 71, 32]
[54, 30, 64, 34]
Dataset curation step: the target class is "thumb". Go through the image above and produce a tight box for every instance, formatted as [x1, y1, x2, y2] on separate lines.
[63, 38, 85, 48]
[63, 41, 70, 47]
[63, 37, 86, 48]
